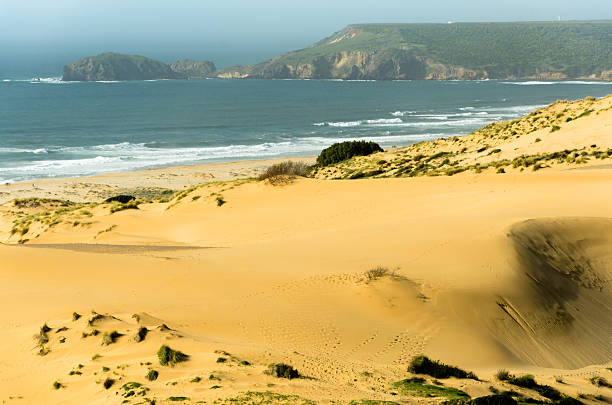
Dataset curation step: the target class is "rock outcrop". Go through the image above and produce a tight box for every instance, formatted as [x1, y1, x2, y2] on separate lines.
[62, 53, 185, 82]
[170, 59, 216, 78]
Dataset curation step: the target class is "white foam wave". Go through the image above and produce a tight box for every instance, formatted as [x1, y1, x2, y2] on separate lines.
[391, 111, 416, 117]
[29, 77, 63, 84]
[502, 80, 611, 86]
[364, 118, 403, 124]
[0, 134, 444, 182]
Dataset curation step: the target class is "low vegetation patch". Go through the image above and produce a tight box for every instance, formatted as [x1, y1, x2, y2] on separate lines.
[110, 199, 140, 213]
[259, 161, 311, 181]
[219, 391, 316, 405]
[364, 266, 392, 282]
[589, 376, 610, 388]
[393, 377, 470, 400]
[265, 363, 300, 379]
[145, 369, 159, 381]
[408, 355, 478, 380]
[121, 382, 149, 398]
[496, 372, 564, 401]
[317, 141, 383, 166]
[102, 377, 115, 390]
[134, 326, 148, 342]
[157, 345, 189, 366]
[102, 330, 122, 345]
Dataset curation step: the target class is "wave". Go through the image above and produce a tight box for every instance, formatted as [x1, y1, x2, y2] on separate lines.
[0, 134, 445, 183]
[391, 111, 416, 117]
[502, 81, 612, 86]
[315, 118, 405, 127]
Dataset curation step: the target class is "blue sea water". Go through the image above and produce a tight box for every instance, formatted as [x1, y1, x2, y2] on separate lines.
[0, 77, 610, 183]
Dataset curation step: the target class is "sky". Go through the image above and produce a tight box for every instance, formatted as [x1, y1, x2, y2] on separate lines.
[0, 0, 610, 77]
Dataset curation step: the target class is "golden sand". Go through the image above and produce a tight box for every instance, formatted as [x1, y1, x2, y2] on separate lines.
[0, 96, 610, 404]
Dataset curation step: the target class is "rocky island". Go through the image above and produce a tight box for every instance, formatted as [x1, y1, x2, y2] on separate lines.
[62, 53, 216, 81]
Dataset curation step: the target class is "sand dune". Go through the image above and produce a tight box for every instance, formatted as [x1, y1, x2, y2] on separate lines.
[1, 97, 611, 404]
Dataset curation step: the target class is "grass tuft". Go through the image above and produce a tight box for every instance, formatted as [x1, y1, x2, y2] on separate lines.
[102, 330, 122, 345]
[259, 161, 311, 181]
[157, 345, 189, 366]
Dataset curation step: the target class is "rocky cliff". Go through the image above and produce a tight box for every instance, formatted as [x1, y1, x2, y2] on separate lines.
[218, 22, 612, 81]
[170, 59, 216, 78]
[62, 53, 185, 82]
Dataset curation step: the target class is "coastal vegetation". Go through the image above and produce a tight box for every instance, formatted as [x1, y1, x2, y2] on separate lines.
[316, 141, 383, 166]
[408, 355, 478, 380]
[157, 345, 189, 366]
[258, 161, 311, 181]
[312, 96, 612, 180]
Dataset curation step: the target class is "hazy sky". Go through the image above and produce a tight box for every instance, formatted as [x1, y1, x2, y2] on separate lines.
[1, 0, 610, 76]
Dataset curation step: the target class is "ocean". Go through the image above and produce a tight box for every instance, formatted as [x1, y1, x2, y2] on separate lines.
[0, 77, 610, 183]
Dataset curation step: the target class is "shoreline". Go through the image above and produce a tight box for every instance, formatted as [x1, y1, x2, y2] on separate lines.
[0, 155, 317, 204]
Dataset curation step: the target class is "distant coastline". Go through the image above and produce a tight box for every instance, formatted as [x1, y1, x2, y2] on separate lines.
[61, 21, 612, 82]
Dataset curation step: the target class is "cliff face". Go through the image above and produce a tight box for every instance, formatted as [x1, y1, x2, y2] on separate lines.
[219, 50, 485, 80]
[62, 53, 185, 82]
[170, 59, 216, 78]
[218, 22, 612, 81]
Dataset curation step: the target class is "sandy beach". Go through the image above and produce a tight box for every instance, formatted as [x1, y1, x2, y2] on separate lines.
[0, 96, 611, 404]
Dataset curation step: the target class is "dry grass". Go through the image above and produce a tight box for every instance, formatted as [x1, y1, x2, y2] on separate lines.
[259, 161, 311, 182]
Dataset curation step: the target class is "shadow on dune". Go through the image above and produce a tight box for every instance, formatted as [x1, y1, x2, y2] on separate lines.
[494, 218, 612, 368]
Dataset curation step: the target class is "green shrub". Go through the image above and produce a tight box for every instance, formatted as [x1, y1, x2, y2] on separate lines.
[408, 355, 478, 380]
[168, 397, 190, 401]
[266, 363, 300, 379]
[590, 376, 610, 387]
[146, 369, 159, 381]
[472, 395, 518, 405]
[259, 161, 311, 180]
[72, 312, 81, 321]
[216, 195, 226, 207]
[103, 378, 115, 389]
[52, 381, 62, 390]
[102, 330, 122, 345]
[550, 126, 561, 132]
[134, 327, 148, 343]
[157, 345, 189, 366]
[191, 376, 202, 383]
[316, 141, 383, 166]
[216, 357, 227, 363]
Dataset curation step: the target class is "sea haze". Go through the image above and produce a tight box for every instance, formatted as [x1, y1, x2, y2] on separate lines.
[0, 78, 610, 183]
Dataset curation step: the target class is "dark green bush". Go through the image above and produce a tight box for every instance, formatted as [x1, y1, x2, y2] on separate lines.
[157, 345, 189, 366]
[146, 369, 159, 381]
[134, 327, 148, 343]
[102, 330, 122, 345]
[472, 395, 518, 405]
[408, 355, 478, 380]
[266, 363, 300, 379]
[316, 141, 383, 166]
[103, 378, 115, 389]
